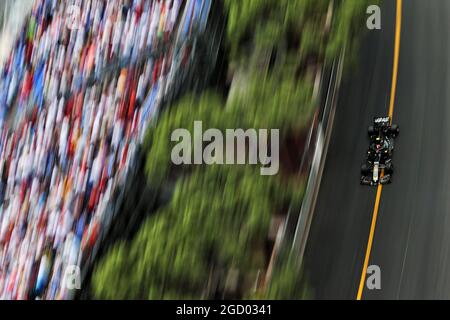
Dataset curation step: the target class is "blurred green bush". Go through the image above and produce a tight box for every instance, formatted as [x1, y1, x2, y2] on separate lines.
[92, 0, 376, 300]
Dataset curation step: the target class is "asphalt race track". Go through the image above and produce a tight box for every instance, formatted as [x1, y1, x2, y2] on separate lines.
[303, 0, 450, 299]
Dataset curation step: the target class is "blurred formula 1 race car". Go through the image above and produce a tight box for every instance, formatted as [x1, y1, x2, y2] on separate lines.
[361, 117, 399, 186]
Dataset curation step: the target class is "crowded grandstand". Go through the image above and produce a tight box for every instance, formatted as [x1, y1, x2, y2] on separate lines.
[0, 0, 211, 300]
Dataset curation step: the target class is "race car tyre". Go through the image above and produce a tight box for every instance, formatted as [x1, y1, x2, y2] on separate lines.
[360, 177, 371, 185]
[368, 126, 377, 137]
[385, 163, 394, 174]
[361, 164, 370, 175]
[389, 124, 400, 137]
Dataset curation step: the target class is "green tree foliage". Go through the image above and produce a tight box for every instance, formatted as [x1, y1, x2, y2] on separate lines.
[144, 92, 224, 184]
[92, 0, 373, 300]
[225, 0, 376, 67]
[226, 72, 315, 134]
[224, 0, 330, 61]
[92, 165, 294, 299]
[326, 0, 379, 60]
[144, 73, 315, 184]
[259, 258, 310, 300]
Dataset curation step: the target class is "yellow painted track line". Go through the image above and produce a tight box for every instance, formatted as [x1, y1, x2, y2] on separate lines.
[357, 183, 383, 300]
[389, 0, 403, 121]
[356, 0, 402, 300]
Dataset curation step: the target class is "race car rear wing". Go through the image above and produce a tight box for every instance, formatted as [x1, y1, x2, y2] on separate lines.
[374, 117, 390, 125]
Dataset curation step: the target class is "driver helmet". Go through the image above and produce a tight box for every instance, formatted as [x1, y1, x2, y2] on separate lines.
[375, 136, 382, 150]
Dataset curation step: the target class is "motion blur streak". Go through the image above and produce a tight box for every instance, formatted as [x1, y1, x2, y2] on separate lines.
[0, 0, 212, 300]
[0, 0, 34, 64]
